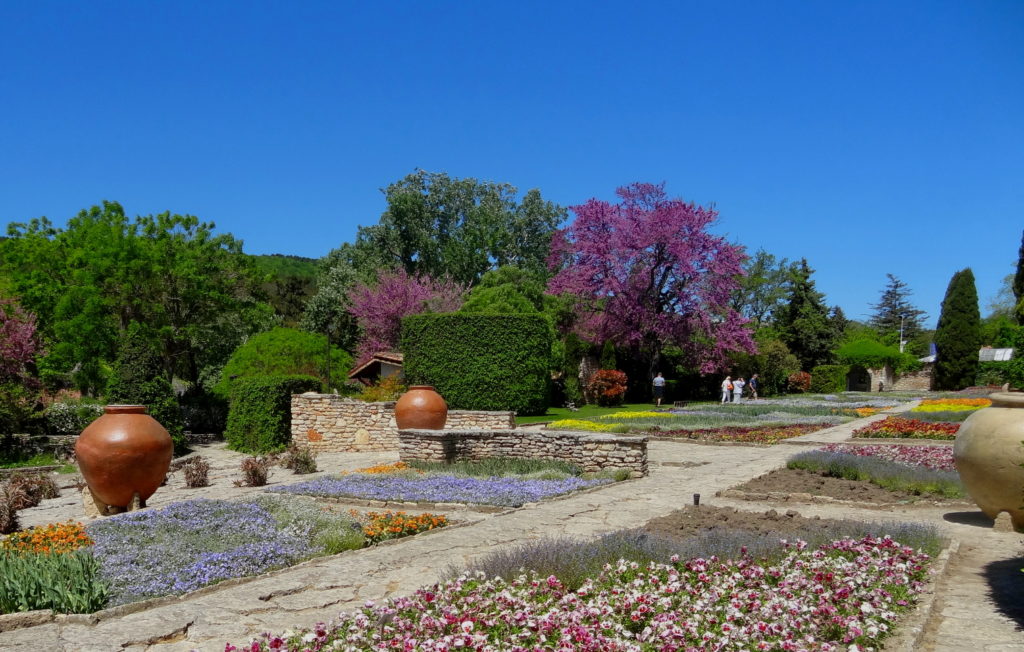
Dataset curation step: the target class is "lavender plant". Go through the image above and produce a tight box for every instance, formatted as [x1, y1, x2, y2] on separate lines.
[788, 450, 964, 498]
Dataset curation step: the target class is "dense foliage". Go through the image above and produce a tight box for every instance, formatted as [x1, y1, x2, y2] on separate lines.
[933, 268, 981, 390]
[214, 327, 351, 399]
[105, 325, 185, 450]
[401, 314, 551, 415]
[547, 182, 753, 375]
[1014, 230, 1024, 325]
[836, 338, 919, 373]
[868, 274, 928, 353]
[1, 202, 271, 394]
[729, 249, 794, 330]
[224, 375, 322, 453]
[809, 364, 849, 393]
[459, 266, 547, 314]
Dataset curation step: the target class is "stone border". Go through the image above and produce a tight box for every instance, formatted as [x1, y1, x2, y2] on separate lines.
[0, 465, 62, 478]
[884, 539, 959, 651]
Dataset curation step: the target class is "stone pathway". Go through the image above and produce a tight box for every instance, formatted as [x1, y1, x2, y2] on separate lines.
[2, 412, 1022, 651]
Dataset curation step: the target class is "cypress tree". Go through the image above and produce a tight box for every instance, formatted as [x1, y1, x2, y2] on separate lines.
[778, 259, 836, 370]
[1014, 230, 1024, 325]
[933, 268, 981, 390]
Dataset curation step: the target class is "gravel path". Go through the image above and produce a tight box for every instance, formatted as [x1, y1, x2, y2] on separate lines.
[2, 408, 1021, 651]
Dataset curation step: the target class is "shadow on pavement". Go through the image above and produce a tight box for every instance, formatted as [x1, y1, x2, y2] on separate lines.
[943, 510, 993, 528]
[984, 555, 1024, 629]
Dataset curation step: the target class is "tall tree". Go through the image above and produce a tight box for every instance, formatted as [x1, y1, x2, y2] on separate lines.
[348, 268, 465, 364]
[933, 268, 981, 390]
[459, 265, 547, 314]
[776, 259, 837, 370]
[2, 202, 270, 393]
[350, 170, 565, 285]
[546, 182, 754, 374]
[1014, 230, 1024, 325]
[730, 249, 794, 330]
[868, 274, 928, 349]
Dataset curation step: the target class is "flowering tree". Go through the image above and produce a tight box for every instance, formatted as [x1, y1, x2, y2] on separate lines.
[0, 298, 43, 384]
[348, 269, 465, 364]
[547, 182, 754, 373]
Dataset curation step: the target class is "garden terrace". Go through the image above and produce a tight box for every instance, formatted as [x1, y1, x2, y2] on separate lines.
[397, 427, 648, 477]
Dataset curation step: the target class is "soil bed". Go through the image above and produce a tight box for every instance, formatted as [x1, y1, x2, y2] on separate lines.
[731, 467, 972, 505]
[642, 503, 862, 540]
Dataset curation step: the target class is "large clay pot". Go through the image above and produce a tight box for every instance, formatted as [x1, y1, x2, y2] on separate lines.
[75, 405, 173, 508]
[954, 392, 1024, 530]
[394, 386, 448, 430]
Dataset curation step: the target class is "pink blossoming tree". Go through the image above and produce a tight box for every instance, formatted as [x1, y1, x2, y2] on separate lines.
[348, 269, 465, 365]
[0, 298, 43, 384]
[547, 182, 755, 373]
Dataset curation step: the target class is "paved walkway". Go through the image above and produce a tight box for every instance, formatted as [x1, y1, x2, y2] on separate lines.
[2, 413, 1022, 651]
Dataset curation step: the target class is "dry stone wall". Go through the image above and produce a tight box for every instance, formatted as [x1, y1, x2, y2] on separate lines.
[291, 393, 515, 452]
[398, 428, 648, 477]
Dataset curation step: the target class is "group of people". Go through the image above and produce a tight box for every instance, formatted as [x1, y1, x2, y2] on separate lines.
[721, 374, 758, 403]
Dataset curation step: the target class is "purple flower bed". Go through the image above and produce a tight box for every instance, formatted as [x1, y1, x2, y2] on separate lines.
[273, 474, 612, 507]
[88, 499, 313, 605]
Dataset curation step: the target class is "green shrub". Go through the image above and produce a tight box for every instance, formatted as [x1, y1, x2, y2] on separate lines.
[356, 375, 406, 402]
[105, 325, 184, 451]
[809, 365, 849, 393]
[401, 314, 552, 415]
[976, 361, 1011, 387]
[0, 549, 109, 614]
[836, 339, 920, 374]
[214, 327, 352, 400]
[224, 375, 322, 453]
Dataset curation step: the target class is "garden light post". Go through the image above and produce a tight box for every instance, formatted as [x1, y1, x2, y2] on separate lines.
[899, 314, 906, 353]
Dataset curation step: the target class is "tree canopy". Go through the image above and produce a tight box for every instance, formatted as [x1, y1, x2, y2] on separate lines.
[868, 274, 927, 349]
[1, 201, 271, 393]
[459, 266, 547, 314]
[347, 170, 566, 285]
[730, 249, 794, 330]
[546, 182, 753, 373]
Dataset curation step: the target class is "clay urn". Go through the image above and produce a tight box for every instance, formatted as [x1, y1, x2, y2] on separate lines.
[75, 405, 174, 508]
[394, 385, 448, 430]
[953, 392, 1024, 531]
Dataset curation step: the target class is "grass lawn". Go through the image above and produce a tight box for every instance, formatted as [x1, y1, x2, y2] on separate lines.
[515, 402, 662, 425]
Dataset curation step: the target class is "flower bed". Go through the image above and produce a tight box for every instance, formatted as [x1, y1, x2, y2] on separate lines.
[820, 444, 955, 472]
[547, 419, 627, 432]
[231, 536, 931, 652]
[274, 474, 612, 507]
[853, 417, 959, 440]
[912, 398, 989, 413]
[656, 423, 833, 444]
[1, 521, 92, 554]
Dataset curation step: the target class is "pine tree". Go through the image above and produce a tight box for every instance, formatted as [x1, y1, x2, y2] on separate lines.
[933, 268, 981, 390]
[868, 274, 928, 347]
[1014, 230, 1024, 325]
[777, 259, 837, 370]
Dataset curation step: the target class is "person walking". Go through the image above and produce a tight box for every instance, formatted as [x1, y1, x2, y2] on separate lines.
[652, 372, 666, 407]
[732, 376, 745, 403]
[721, 376, 732, 404]
[748, 373, 759, 400]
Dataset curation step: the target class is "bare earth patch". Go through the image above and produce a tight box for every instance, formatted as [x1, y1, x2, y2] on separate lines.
[642, 503, 858, 540]
[730, 467, 972, 505]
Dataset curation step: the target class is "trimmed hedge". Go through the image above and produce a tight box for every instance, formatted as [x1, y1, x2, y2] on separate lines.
[401, 314, 551, 415]
[224, 375, 322, 453]
[810, 364, 849, 394]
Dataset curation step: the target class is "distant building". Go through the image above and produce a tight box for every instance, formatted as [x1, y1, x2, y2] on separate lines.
[348, 352, 404, 386]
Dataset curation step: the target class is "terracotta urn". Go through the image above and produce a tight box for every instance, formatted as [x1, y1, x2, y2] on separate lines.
[953, 392, 1024, 530]
[75, 405, 173, 508]
[394, 385, 448, 430]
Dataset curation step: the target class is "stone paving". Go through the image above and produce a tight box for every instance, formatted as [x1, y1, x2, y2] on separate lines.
[2, 410, 1022, 651]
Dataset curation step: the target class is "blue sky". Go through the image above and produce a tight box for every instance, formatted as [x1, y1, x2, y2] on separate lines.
[2, 1, 1021, 327]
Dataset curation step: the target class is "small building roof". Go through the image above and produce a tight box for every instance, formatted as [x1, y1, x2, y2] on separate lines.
[348, 351, 404, 381]
[918, 347, 1014, 364]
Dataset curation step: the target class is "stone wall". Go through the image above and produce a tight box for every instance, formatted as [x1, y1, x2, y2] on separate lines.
[865, 364, 933, 392]
[398, 428, 648, 478]
[290, 393, 516, 453]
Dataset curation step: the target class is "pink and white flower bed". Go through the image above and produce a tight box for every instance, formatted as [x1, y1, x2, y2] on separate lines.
[231, 536, 931, 652]
[821, 444, 955, 472]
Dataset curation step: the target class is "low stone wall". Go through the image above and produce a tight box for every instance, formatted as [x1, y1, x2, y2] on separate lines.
[890, 369, 932, 392]
[397, 428, 648, 478]
[291, 393, 516, 453]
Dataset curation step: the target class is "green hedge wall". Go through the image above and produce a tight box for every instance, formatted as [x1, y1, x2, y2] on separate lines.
[224, 375, 322, 453]
[810, 364, 849, 394]
[401, 314, 552, 415]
